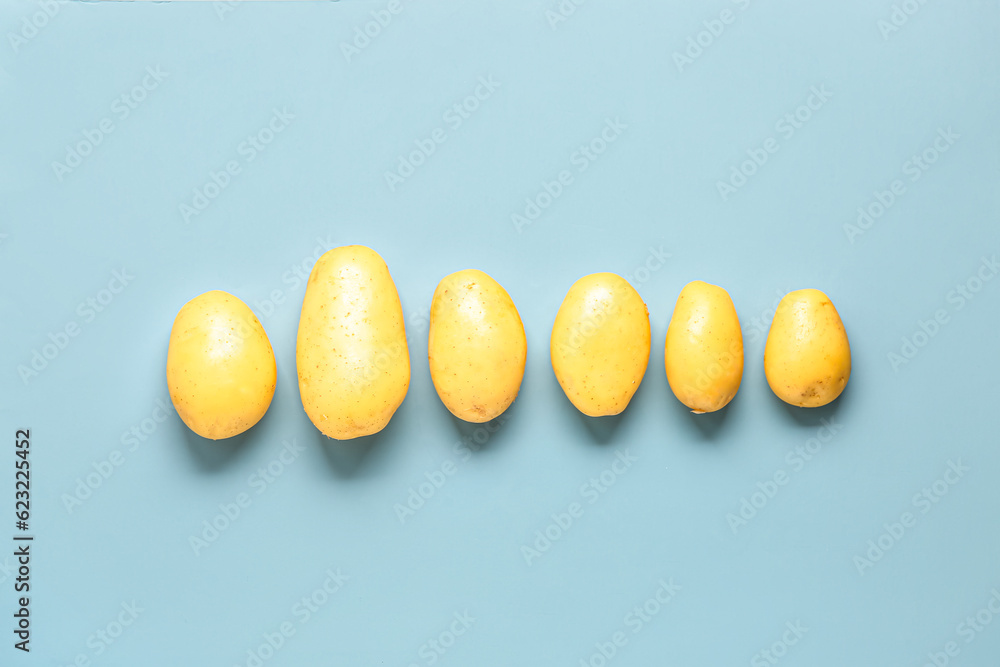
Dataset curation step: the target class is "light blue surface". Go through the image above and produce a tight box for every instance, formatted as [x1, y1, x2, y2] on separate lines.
[1, 1, 999, 665]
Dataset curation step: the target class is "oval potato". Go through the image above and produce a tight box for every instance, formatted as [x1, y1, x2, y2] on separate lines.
[664, 280, 743, 413]
[550, 273, 650, 417]
[296, 245, 410, 439]
[429, 269, 526, 423]
[764, 288, 850, 408]
[166, 290, 276, 440]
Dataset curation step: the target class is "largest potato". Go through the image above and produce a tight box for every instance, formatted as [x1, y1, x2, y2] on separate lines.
[296, 245, 410, 439]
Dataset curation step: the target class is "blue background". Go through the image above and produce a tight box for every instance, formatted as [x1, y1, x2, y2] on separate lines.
[1, 1, 999, 665]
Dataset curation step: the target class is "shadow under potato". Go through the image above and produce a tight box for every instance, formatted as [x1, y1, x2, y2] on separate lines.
[178, 386, 284, 470]
[313, 418, 399, 479]
[181, 424, 252, 471]
[575, 406, 627, 445]
[444, 392, 525, 455]
[668, 394, 732, 441]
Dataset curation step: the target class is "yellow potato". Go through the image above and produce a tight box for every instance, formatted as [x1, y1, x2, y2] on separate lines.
[296, 245, 410, 439]
[765, 288, 851, 407]
[429, 269, 526, 423]
[550, 273, 650, 417]
[664, 281, 743, 413]
[166, 290, 276, 439]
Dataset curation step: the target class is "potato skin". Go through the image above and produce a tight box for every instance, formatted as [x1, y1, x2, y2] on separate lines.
[764, 288, 851, 408]
[296, 245, 410, 439]
[550, 273, 650, 417]
[664, 281, 743, 413]
[428, 269, 526, 423]
[166, 290, 276, 440]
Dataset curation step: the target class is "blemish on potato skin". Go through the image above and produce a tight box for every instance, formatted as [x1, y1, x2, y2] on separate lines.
[764, 289, 850, 408]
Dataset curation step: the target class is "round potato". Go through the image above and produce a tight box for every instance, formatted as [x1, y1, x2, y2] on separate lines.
[665, 280, 743, 413]
[296, 245, 410, 439]
[764, 288, 851, 407]
[429, 269, 526, 423]
[166, 290, 276, 439]
[550, 273, 650, 417]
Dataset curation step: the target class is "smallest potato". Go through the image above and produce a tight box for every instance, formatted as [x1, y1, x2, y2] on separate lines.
[166, 290, 276, 439]
[428, 269, 526, 422]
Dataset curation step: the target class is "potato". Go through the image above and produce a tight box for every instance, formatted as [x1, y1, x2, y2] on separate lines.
[765, 288, 851, 407]
[428, 269, 526, 422]
[296, 245, 410, 439]
[664, 280, 743, 413]
[550, 273, 650, 416]
[166, 290, 276, 439]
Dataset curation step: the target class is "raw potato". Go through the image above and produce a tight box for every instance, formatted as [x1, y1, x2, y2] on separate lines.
[296, 245, 410, 439]
[664, 281, 743, 413]
[765, 288, 850, 408]
[166, 290, 276, 439]
[550, 273, 650, 417]
[428, 269, 526, 423]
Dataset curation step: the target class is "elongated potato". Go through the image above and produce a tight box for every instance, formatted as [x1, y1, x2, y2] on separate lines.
[550, 273, 650, 417]
[166, 290, 276, 439]
[429, 269, 526, 422]
[764, 288, 850, 407]
[664, 281, 744, 413]
[296, 245, 410, 439]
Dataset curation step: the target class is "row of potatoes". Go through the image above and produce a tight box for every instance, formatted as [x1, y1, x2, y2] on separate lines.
[166, 245, 851, 440]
